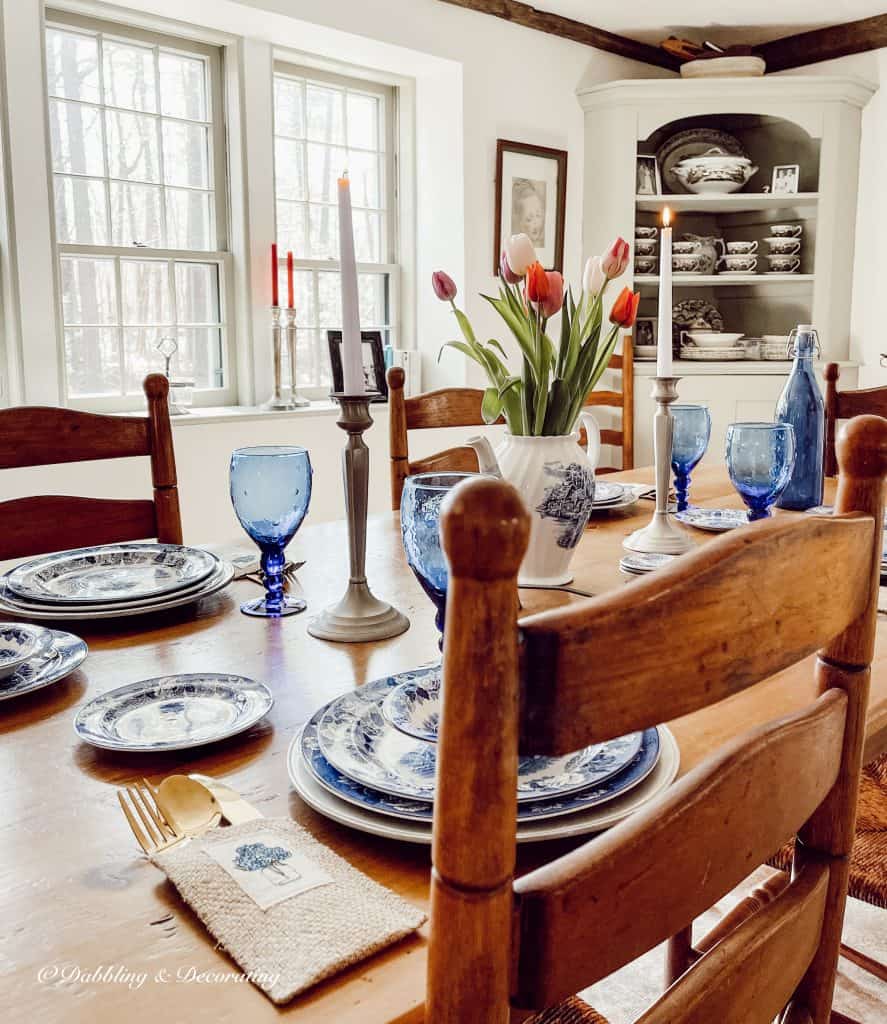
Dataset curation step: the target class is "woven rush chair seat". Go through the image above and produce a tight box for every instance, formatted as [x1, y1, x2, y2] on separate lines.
[526, 995, 610, 1024]
[769, 753, 887, 908]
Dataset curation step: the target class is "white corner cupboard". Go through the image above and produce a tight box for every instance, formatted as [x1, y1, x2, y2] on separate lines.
[578, 76, 876, 466]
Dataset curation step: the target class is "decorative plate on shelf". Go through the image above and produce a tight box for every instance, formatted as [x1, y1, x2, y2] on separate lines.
[675, 508, 748, 532]
[317, 676, 643, 803]
[74, 672, 273, 751]
[289, 726, 679, 844]
[6, 543, 217, 604]
[655, 128, 749, 194]
[0, 629, 87, 702]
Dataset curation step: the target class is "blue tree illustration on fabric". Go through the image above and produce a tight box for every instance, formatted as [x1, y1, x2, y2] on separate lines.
[535, 462, 595, 548]
[233, 842, 300, 884]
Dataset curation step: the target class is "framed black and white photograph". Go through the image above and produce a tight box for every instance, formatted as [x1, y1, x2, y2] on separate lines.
[327, 330, 388, 401]
[771, 164, 800, 194]
[635, 155, 661, 197]
[495, 139, 567, 274]
[634, 317, 657, 349]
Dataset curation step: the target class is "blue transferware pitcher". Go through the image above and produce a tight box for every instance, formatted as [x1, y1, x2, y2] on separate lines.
[775, 325, 824, 510]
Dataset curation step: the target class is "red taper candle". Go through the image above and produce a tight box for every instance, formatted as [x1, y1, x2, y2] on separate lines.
[271, 243, 279, 307]
[287, 251, 295, 310]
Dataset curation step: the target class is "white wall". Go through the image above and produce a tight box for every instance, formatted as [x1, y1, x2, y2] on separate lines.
[0, 0, 667, 541]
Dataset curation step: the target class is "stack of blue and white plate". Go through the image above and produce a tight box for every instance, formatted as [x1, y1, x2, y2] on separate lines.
[0, 542, 233, 621]
[0, 621, 87, 701]
[289, 665, 680, 845]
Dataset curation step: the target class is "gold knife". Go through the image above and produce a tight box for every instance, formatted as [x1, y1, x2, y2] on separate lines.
[188, 774, 263, 825]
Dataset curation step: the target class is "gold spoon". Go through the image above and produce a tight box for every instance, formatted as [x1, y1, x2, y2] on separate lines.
[151, 775, 222, 836]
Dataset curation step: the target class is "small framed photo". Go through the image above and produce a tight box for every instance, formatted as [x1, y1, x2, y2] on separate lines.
[495, 139, 567, 274]
[634, 317, 657, 349]
[327, 330, 387, 402]
[771, 164, 800, 194]
[636, 155, 661, 197]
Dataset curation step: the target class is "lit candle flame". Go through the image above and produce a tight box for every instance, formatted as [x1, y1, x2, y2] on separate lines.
[338, 169, 350, 187]
[662, 206, 672, 228]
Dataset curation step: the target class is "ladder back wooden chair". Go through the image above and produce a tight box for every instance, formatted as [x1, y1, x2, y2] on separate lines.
[428, 414, 887, 1024]
[386, 343, 633, 509]
[825, 363, 887, 476]
[0, 374, 183, 560]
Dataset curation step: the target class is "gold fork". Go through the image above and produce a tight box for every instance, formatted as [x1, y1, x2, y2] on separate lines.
[117, 779, 185, 855]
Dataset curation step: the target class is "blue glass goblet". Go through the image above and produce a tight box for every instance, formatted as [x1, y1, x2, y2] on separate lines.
[401, 472, 476, 649]
[229, 445, 312, 617]
[725, 423, 796, 522]
[671, 404, 712, 512]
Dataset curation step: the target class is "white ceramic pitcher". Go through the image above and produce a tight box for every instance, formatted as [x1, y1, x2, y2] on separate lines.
[468, 412, 601, 586]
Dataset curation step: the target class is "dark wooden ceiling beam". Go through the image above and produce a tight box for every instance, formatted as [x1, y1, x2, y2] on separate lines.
[756, 15, 887, 72]
[436, 0, 681, 71]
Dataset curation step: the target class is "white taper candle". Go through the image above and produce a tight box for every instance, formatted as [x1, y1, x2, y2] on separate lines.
[337, 173, 364, 394]
[657, 207, 673, 378]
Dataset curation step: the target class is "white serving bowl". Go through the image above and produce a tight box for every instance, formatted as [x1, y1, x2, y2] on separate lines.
[686, 331, 744, 348]
[0, 623, 51, 680]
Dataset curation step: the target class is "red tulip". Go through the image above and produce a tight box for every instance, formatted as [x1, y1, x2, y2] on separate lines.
[600, 237, 630, 280]
[609, 287, 640, 328]
[432, 270, 457, 302]
[499, 250, 522, 284]
[541, 271, 564, 318]
[524, 261, 550, 306]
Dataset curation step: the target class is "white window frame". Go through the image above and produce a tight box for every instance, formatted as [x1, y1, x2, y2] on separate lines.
[45, 8, 236, 411]
[272, 60, 400, 399]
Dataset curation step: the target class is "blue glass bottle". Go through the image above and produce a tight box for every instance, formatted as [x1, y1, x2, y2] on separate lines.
[775, 325, 824, 510]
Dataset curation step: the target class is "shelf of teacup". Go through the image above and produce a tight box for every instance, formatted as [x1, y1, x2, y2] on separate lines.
[284, 306, 310, 409]
[634, 274, 814, 288]
[624, 377, 695, 556]
[308, 392, 410, 643]
[635, 193, 820, 214]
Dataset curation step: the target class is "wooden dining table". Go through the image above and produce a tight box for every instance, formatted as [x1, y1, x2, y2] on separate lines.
[3, 464, 886, 1024]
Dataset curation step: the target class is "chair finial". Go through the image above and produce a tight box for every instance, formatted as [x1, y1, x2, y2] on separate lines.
[837, 413, 887, 480]
[143, 373, 169, 399]
[441, 476, 529, 580]
[387, 366, 405, 391]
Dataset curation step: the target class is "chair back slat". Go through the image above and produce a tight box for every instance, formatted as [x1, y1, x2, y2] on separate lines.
[0, 496, 157, 560]
[0, 407, 149, 469]
[511, 691, 846, 1007]
[0, 375, 182, 556]
[634, 861, 829, 1024]
[583, 389, 622, 408]
[824, 363, 887, 475]
[518, 513, 872, 755]
[408, 446, 480, 478]
[404, 387, 489, 430]
[599, 428, 623, 447]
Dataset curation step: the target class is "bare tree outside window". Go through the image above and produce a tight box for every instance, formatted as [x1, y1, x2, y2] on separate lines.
[45, 13, 230, 405]
[273, 65, 397, 390]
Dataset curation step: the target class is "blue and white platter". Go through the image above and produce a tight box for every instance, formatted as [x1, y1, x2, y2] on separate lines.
[289, 725, 679, 844]
[619, 551, 677, 575]
[0, 623, 52, 680]
[0, 629, 87, 701]
[0, 561, 234, 621]
[381, 670, 442, 742]
[6, 543, 218, 605]
[316, 668, 643, 802]
[74, 672, 273, 752]
[675, 507, 748, 532]
[592, 482, 625, 505]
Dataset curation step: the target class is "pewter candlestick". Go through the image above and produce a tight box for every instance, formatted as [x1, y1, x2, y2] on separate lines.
[308, 394, 410, 642]
[284, 306, 309, 408]
[624, 377, 695, 555]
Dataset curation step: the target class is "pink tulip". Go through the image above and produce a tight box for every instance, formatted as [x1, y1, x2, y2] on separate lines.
[600, 237, 630, 280]
[582, 257, 606, 296]
[504, 233, 536, 277]
[541, 271, 564, 318]
[431, 270, 457, 302]
[499, 250, 522, 285]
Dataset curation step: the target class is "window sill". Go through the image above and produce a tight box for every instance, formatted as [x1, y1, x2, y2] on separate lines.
[166, 400, 345, 426]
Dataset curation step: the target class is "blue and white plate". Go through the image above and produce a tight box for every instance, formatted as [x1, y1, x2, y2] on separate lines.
[592, 482, 625, 506]
[0, 629, 87, 700]
[619, 551, 678, 575]
[6, 543, 218, 605]
[382, 669, 443, 742]
[290, 727, 678, 844]
[675, 507, 748, 532]
[74, 672, 273, 752]
[0, 623, 52, 680]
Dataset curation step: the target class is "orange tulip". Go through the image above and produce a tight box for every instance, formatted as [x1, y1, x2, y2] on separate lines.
[540, 271, 564, 318]
[524, 261, 550, 306]
[609, 287, 640, 328]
